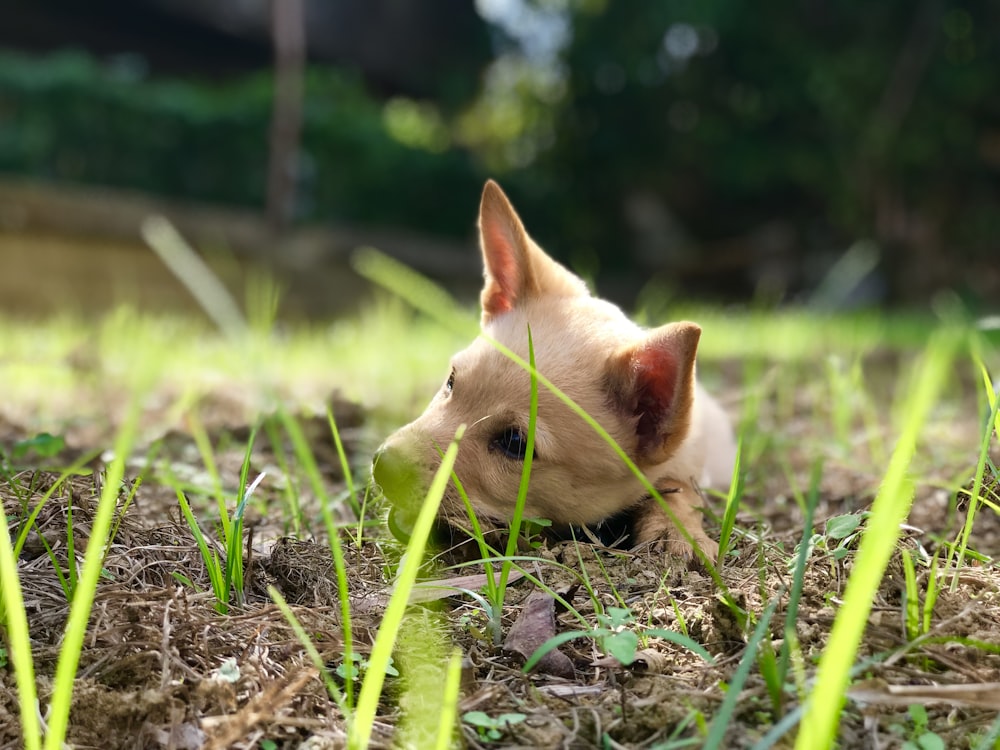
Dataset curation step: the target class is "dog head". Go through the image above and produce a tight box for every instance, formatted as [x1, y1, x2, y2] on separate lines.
[372, 181, 701, 542]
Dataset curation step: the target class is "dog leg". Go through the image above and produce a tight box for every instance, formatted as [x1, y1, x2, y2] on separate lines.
[632, 484, 718, 562]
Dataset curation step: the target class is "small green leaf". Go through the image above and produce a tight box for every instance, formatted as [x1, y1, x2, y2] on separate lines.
[13, 432, 65, 459]
[907, 704, 928, 727]
[825, 514, 862, 540]
[605, 606, 634, 629]
[336, 662, 360, 681]
[462, 711, 494, 728]
[605, 630, 640, 666]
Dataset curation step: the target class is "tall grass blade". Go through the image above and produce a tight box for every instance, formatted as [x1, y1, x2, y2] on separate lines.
[973, 712, 1000, 750]
[351, 247, 472, 334]
[45, 395, 144, 749]
[177, 489, 226, 612]
[327, 407, 362, 538]
[901, 548, 919, 641]
[262, 416, 303, 535]
[434, 649, 464, 750]
[267, 585, 346, 709]
[778, 458, 822, 703]
[13, 454, 101, 558]
[952, 357, 1000, 577]
[225, 426, 261, 607]
[142, 215, 247, 337]
[717, 436, 744, 561]
[0, 488, 42, 749]
[500, 325, 537, 597]
[278, 409, 355, 706]
[349, 426, 464, 750]
[795, 331, 957, 750]
[186, 413, 230, 540]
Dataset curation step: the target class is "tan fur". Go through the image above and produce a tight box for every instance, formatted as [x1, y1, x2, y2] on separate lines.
[373, 180, 736, 561]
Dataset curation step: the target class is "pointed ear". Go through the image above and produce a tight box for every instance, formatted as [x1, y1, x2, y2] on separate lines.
[607, 322, 701, 464]
[478, 180, 538, 319]
[478, 180, 586, 322]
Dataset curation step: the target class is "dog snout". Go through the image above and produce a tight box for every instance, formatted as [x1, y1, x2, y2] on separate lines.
[370, 441, 425, 511]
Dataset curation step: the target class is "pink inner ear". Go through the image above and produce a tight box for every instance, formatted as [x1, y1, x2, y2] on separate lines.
[482, 223, 520, 316]
[633, 346, 677, 451]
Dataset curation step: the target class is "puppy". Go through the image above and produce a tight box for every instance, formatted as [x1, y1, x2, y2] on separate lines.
[372, 180, 736, 561]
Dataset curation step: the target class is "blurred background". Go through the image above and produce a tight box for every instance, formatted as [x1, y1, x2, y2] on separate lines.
[0, 0, 997, 319]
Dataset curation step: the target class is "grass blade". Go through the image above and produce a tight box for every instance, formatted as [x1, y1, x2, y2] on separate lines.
[177, 489, 226, 611]
[278, 409, 355, 706]
[795, 330, 957, 750]
[776, 458, 823, 707]
[268, 585, 346, 709]
[142, 215, 247, 337]
[434, 649, 464, 750]
[224, 425, 260, 607]
[45, 399, 143, 749]
[0, 492, 42, 750]
[952, 356, 1000, 574]
[500, 325, 537, 597]
[703, 596, 781, 750]
[717, 436, 744, 561]
[349, 426, 464, 749]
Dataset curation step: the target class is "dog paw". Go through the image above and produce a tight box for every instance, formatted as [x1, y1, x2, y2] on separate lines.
[641, 533, 718, 565]
[664, 534, 718, 564]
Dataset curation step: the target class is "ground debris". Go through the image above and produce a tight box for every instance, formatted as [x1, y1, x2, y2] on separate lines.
[502, 590, 575, 678]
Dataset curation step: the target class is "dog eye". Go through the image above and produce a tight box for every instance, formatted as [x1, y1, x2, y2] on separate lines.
[491, 427, 530, 460]
[445, 369, 455, 393]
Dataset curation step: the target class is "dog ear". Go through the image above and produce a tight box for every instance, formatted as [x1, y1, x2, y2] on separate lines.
[607, 322, 701, 465]
[478, 180, 587, 321]
[479, 180, 536, 318]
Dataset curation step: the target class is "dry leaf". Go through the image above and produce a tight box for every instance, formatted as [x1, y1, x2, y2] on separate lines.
[503, 591, 574, 678]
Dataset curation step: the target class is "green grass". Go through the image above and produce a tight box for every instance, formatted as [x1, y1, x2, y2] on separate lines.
[0, 251, 996, 748]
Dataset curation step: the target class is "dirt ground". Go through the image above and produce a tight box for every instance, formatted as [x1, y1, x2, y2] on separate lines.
[1, 354, 999, 749]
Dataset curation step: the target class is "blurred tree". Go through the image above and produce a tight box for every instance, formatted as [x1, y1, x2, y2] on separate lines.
[0, 1, 997, 305]
[267, 0, 305, 231]
[542, 0, 1000, 303]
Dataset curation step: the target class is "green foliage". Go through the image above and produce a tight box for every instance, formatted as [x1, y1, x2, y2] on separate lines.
[0, 50, 482, 235]
[11, 432, 65, 460]
[797, 330, 959, 750]
[550, 2, 1000, 284]
[525, 604, 713, 671]
[174, 425, 261, 614]
[5, 4, 999, 298]
[348, 428, 464, 750]
[893, 705, 947, 750]
[704, 597, 781, 750]
[335, 651, 399, 682]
